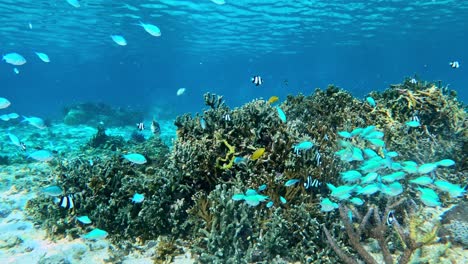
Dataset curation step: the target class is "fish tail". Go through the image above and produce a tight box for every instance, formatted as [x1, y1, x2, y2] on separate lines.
[21, 115, 29, 122]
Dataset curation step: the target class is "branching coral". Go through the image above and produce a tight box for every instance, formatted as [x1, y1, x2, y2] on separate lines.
[323, 198, 439, 264]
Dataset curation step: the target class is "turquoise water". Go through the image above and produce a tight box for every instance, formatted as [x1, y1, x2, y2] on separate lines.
[1, 0, 466, 117]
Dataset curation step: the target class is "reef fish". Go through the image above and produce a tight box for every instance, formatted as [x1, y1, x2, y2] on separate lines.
[405, 120, 421, 128]
[320, 198, 339, 212]
[280, 196, 287, 204]
[111, 35, 127, 46]
[0, 97, 11, 109]
[35, 52, 50, 62]
[276, 106, 286, 123]
[361, 172, 379, 184]
[55, 194, 75, 209]
[293, 141, 314, 155]
[2, 53, 27, 65]
[417, 163, 438, 174]
[66, 0, 80, 7]
[381, 171, 406, 183]
[418, 187, 441, 207]
[338, 131, 352, 138]
[304, 176, 321, 189]
[41, 185, 63, 196]
[340, 170, 362, 183]
[251, 75, 263, 86]
[28, 150, 53, 162]
[8, 133, 21, 147]
[449, 61, 460, 69]
[132, 193, 145, 203]
[284, 179, 300, 187]
[409, 176, 433, 186]
[138, 22, 161, 37]
[76, 216, 92, 224]
[436, 159, 455, 167]
[123, 153, 147, 164]
[257, 184, 267, 191]
[350, 197, 364, 206]
[366, 97, 376, 107]
[267, 95, 279, 104]
[434, 180, 465, 198]
[151, 118, 160, 135]
[327, 184, 356, 200]
[22, 116, 47, 129]
[82, 228, 108, 240]
[176, 88, 186, 96]
[251, 148, 265, 160]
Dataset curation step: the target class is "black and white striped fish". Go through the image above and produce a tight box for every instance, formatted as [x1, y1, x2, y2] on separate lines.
[136, 122, 145, 131]
[251, 75, 263, 86]
[304, 176, 322, 189]
[449, 61, 460, 69]
[151, 118, 160, 135]
[54, 194, 75, 209]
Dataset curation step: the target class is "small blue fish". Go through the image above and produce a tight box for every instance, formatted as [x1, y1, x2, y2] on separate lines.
[367, 138, 385, 147]
[409, 176, 433, 186]
[232, 194, 245, 201]
[340, 170, 362, 183]
[28, 150, 53, 162]
[200, 117, 207, 129]
[350, 197, 364, 206]
[123, 153, 147, 164]
[41, 185, 63, 196]
[417, 163, 438, 174]
[266, 201, 274, 208]
[138, 21, 161, 37]
[35, 52, 50, 62]
[337, 131, 352, 138]
[2, 52, 26, 66]
[320, 198, 339, 212]
[257, 184, 267, 192]
[405, 120, 421, 128]
[279, 196, 287, 204]
[82, 228, 108, 240]
[111, 35, 127, 46]
[434, 180, 465, 198]
[284, 179, 300, 187]
[436, 159, 455, 167]
[76, 216, 92, 224]
[276, 106, 286, 123]
[366, 97, 376, 107]
[13, 68, 19, 74]
[132, 193, 145, 203]
[233, 156, 246, 164]
[418, 187, 441, 207]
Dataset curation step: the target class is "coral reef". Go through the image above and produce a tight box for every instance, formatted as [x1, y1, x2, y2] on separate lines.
[26, 79, 467, 262]
[63, 102, 144, 127]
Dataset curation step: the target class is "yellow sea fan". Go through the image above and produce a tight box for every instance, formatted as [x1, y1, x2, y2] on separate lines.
[251, 148, 265, 160]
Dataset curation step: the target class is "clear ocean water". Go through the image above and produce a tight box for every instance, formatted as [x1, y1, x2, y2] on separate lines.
[1, 0, 466, 119]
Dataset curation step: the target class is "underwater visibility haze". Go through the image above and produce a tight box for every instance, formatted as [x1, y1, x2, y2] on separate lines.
[0, 0, 467, 263]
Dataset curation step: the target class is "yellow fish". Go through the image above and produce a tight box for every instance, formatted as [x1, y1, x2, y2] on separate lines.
[267, 96, 279, 104]
[251, 148, 265, 160]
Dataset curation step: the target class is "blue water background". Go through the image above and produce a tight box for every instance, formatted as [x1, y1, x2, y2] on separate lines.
[1, 0, 466, 120]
